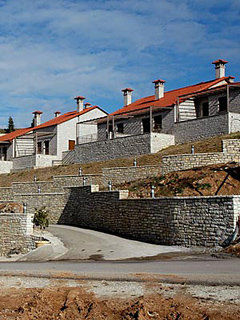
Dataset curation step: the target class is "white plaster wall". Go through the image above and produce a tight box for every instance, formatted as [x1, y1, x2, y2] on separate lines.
[57, 108, 106, 156]
[0, 161, 13, 173]
[229, 112, 240, 133]
[6, 143, 14, 160]
[35, 154, 60, 167]
[150, 133, 175, 153]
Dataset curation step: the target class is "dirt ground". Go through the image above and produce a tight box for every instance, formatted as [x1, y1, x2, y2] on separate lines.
[0, 283, 239, 319]
[117, 163, 240, 198]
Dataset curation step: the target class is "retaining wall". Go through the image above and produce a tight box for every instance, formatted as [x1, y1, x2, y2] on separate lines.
[102, 165, 162, 186]
[0, 212, 34, 256]
[14, 193, 67, 224]
[58, 185, 240, 247]
[74, 133, 174, 164]
[174, 113, 229, 144]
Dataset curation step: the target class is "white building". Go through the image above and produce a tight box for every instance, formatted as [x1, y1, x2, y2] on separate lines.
[0, 96, 107, 172]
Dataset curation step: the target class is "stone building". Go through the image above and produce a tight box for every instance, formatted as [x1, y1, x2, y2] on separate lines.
[0, 97, 107, 172]
[70, 59, 240, 164]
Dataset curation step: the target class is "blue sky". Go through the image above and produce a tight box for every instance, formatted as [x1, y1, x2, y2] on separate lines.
[0, 0, 239, 127]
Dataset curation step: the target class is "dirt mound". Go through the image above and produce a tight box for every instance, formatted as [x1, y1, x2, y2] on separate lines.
[119, 163, 240, 198]
[0, 287, 239, 319]
[225, 243, 240, 257]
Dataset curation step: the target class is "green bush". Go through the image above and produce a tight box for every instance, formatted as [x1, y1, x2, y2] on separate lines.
[33, 207, 49, 230]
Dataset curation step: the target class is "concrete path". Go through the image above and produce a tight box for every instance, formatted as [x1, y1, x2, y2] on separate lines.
[18, 225, 188, 262]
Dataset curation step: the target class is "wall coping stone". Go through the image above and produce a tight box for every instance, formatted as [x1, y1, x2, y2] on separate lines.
[53, 174, 102, 178]
[175, 112, 228, 124]
[15, 192, 65, 196]
[12, 181, 53, 185]
[102, 165, 161, 170]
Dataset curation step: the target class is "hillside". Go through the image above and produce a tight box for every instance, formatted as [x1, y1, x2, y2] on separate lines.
[116, 163, 240, 198]
[0, 131, 239, 187]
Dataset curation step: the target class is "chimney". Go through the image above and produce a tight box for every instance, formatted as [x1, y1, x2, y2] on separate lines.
[212, 59, 228, 79]
[122, 88, 134, 106]
[54, 111, 61, 117]
[74, 96, 85, 112]
[32, 111, 42, 127]
[153, 79, 165, 100]
[84, 102, 91, 109]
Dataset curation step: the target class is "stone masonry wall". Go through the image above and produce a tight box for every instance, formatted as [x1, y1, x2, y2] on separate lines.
[14, 193, 67, 224]
[174, 113, 229, 144]
[0, 212, 34, 256]
[161, 152, 240, 174]
[102, 165, 162, 187]
[222, 139, 240, 153]
[58, 185, 239, 247]
[74, 133, 152, 163]
[0, 187, 14, 200]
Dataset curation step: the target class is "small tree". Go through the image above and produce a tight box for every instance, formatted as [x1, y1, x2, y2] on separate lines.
[7, 116, 15, 133]
[33, 207, 49, 239]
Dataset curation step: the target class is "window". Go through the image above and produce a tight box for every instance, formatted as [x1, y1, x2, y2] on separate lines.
[142, 118, 150, 133]
[116, 123, 124, 134]
[154, 115, 162, 132]
[202, 102, 209, 117]
[219, 96, 227, 112]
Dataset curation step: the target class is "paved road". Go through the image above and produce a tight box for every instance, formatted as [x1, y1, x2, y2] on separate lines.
[19, 225, 188, 261]
[0, 259, 239, 285]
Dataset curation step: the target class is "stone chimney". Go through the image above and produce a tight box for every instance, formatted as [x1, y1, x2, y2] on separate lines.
[122, 88, 134, 106]
[212, 59, 228, 79]
[32, 111, 42, 127]
[74, 96, 85, 112]
[84, 102, 91, 109]
[153, 79, 165, 100]
[54, 111, 61, 117]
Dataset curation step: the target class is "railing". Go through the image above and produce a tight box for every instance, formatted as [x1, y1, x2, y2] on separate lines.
[77, 133, 98, 145]
[62, 150, 76, 165]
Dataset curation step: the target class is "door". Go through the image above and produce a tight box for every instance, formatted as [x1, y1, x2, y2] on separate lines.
[69, 140, 75, 150]
[44, 141, 49, 155]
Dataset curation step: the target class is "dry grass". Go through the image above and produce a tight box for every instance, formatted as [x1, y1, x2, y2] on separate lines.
[0, 132, 239, 187]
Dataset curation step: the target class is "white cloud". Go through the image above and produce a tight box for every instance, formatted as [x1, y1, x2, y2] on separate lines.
[0, 0, 238, 127]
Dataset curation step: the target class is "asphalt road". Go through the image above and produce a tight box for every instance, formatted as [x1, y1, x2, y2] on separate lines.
[0, 259, 239, 285]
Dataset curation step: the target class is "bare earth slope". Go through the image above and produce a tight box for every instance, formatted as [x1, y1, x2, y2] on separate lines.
[0, 132, 240, 187]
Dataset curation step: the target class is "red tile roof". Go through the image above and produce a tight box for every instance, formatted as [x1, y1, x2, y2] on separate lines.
[0, 128, 33, 142]
[0, 106, 101, 142]
[107, 77, 232, 119]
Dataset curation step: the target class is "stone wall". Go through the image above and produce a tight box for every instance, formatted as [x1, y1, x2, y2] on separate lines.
[222, 139, 240, 153]
[58, 185, 239, 247]
[102, 165, 162, 187]
[0, 212, 34, 256]
[14, 193, 67, 224]
[12, 181, 57, 194]
[174, 113, 229, 144]
[53, 174, 103, 188]
[12, 154, 60, 170]
[161, 152, 240, 174]
[0, 187, 14, 200]
[74, 133, 174, 164]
